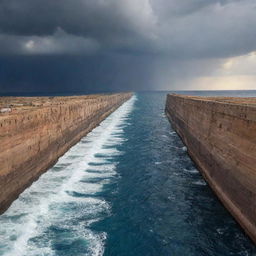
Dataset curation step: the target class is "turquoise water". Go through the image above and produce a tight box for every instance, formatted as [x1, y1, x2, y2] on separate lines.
[0, 92, 256, 255]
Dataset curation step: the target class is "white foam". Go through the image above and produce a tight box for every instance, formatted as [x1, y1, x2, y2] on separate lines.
[182, 146, 187, 152]
[193, 179, 207, 186]
[183, 168, 199, 174]
[0, 95, 136, 256]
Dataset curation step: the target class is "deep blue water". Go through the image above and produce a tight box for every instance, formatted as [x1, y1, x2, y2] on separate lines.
[1, 90, 256, 97]
[96, 92, 256, 256]
[0, 91, 256, 256]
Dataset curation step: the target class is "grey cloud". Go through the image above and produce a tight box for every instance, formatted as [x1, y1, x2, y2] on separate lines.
[0, 29, 100, 55]
[151, 0, 243, 17]
[0, 0, 255, 93]
[0, 0, 255, 58]
[0, 53, 157, 93]
[0, 0, 155, 38]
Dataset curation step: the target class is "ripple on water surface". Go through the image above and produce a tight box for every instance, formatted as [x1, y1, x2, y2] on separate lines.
[0, 92, 256, 256]
[0, 96, 136, 256]
[96, 92, 256, 256]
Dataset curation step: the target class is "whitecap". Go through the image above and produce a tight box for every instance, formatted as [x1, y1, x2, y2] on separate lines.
[183, 168, 199, 174]
[0, 95, 137, 256]
[193, 180, 207, 186]
[182, 146, 187, 152]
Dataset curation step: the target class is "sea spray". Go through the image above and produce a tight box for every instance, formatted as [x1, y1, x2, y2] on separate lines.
[0, 96, 136, 256]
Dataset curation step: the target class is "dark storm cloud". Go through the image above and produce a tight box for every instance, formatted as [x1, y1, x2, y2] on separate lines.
[0, 0, 255, 93]
[0, 0, 143, 36]
[0, 54, 157, 94]
[1, 0, 255, 57]
[0, 0, 156, 52]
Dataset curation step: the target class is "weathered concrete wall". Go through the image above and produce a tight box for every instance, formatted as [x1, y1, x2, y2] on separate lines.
[165, 94, 256, 242]
[0, 93, 132, 213]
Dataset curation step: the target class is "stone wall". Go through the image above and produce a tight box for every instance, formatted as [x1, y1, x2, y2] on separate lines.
[0, 93, 132, 213]
[165, 94, 256, 242]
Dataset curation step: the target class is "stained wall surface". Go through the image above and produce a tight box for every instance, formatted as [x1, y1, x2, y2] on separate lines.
[166, 94, 256, 242]
[0, 93, 132, 213]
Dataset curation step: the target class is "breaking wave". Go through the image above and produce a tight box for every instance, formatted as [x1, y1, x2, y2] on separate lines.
[0, 95, 136, 256]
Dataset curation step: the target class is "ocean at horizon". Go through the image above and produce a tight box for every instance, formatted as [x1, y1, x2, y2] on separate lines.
[0, 91, 256, 255]
[1, 89, 256, 97]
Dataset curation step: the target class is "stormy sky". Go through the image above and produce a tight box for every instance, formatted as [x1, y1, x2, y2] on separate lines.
[0, 0, 256, 94]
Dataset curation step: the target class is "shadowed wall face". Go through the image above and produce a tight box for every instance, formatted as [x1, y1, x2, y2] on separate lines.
[165, 94, 256, 242]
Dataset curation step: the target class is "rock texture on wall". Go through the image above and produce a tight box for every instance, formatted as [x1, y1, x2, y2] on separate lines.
[0, 93, 132, 214]
[165, 94, 256, 243]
